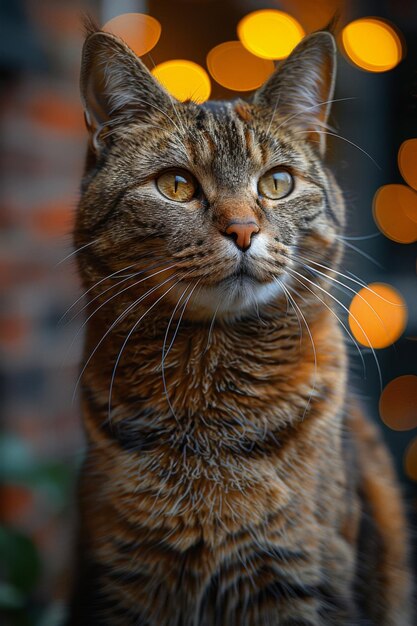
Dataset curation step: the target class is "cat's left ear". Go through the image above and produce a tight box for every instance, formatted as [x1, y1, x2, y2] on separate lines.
[80, 22, 175, 154]
[253, 31, 336, 154]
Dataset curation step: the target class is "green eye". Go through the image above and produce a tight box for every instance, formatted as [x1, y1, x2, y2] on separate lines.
[258, 168, 294, 200]
[156, 170, 197, 202]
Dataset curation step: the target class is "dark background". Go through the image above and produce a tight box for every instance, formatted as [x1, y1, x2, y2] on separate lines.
[1, 1, 416, 624]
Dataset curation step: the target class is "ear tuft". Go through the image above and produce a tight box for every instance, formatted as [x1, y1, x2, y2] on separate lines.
[81, 13, 100, 38]
[254, 31, 337, 154]
[323, 11, 341, 36]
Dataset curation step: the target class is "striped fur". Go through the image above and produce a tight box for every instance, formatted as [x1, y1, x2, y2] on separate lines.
[68, 23, 413, 625]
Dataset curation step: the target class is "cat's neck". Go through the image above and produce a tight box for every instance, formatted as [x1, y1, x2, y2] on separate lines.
[82, 301, 346, 448]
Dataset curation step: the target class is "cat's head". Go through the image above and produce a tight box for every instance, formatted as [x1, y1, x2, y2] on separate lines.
[76, 23, 344, 320]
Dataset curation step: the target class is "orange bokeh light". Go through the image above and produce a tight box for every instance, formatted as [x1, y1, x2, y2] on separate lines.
[348, 283, 407, 349]
[373, 184, 417, 243]
[103, 13, 161, 56]
[237, 10, 304, 60]
[398, 139, 417, 195]
[404, 437, 417, 481]
[341, 18, 403, 72]
[207, 41, 274, 91]
[151, 60, 211, 103]
[379, 375, 417, 431]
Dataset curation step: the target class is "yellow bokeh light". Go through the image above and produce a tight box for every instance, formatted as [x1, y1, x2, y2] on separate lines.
[206, 41, 274, 91]
[151, 60, 211, 104]
[379, 375, 417, 431]
[341, 18, 403, 72]
[348, 283, 407, 349]
[398, 139, 417, 194]
[237, 10, 305, 60]
[404, 437, 417, 481]
[373, 184, 417, 243]
[103, 13, 161, 57]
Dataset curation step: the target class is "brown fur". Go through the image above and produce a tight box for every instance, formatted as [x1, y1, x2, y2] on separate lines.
[68, 22, 413, 626]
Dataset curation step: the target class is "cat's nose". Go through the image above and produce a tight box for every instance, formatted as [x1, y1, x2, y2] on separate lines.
[224, 220, 260, 251]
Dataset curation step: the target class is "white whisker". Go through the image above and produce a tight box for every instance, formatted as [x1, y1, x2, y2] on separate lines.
[301, 261, 399, 325]
[63, 263, 177, 371]
[203, 300, 221, 354]
[286, 268, 366, 377]
[287, 266, 382, 389]
[294, 128, 381, 170]
[274, 276, 302, 346]
[59, 263, 136, 324]
[275, 97, 357, 133]
[278, 280, 318, 420]
[64, 258, 168, 326]
[266, 94, 280, 136]
[107, 274, 192, 421]
[339, 232, 380, 241]
[55, 240, 97, 266]
[71, 267, 179, 403]
[161, 281, 196, 422]
[336, 237, 384, 269]
[161, 279, 201, 421]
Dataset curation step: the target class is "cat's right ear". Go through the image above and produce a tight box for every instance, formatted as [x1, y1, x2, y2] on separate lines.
[80, 25, 174, 154]
[253, 31, 336, 154]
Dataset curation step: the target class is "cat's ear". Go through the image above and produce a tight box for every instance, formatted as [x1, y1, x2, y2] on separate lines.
[253, 31, 336, 154]
[80, 22, 174, 154]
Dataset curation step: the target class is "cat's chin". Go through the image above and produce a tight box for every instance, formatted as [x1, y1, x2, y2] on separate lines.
[184, 275, 285, 319]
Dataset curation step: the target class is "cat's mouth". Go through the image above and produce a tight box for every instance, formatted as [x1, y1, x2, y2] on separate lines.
[222, 266, 258, 283]
[219, 257, 281, 286]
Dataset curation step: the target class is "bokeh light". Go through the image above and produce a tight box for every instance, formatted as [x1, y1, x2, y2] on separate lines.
[379, 375, 417, 431]
[206, 41, 274, 91]
[152, 60, 211, 103]
[341, 18, 403, 72]
[237, 10, 304, 60]
[348, 282, 407, 349]
[398, 139, 417, 193]
[103, 13, 161, 56]
[373, 184, 417, 243]
[404, 437, 417, 481]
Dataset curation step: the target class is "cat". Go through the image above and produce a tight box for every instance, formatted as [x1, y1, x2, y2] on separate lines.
[68, 18, 413, 626]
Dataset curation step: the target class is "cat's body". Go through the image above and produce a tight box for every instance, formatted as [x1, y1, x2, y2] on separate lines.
[68, 21, 413, 625]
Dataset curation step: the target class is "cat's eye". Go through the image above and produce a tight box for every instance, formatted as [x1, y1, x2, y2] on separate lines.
[156, 170, 197, 203]
[258, 168, 294, 200]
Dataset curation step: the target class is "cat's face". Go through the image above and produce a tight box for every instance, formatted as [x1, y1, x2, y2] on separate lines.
[76, 25, 344, 319]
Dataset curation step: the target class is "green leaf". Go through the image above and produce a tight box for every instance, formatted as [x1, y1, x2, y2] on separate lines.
[0, 581, 25, 609]
[0, 527, 41, 593]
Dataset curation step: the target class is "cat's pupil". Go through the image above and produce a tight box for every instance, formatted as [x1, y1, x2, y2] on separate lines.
[273, 172, 285, 190]
[174, 175, 186, 193]
[155, 171, 196, 202]
[258, 169, 293, 200]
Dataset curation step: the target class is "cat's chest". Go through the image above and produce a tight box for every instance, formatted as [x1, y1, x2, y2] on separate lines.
[116, 320, 310, 424]
[83, 311, 345, 537]
[87, 395, 342, 553]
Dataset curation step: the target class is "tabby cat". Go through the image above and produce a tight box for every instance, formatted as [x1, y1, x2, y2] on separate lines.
[68, 20, 413, 626]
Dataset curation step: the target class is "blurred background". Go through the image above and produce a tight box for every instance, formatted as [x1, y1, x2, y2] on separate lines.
[1, 0, 417, 624]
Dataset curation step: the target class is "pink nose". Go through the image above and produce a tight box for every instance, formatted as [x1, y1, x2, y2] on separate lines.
[225, 220, 260, 251]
